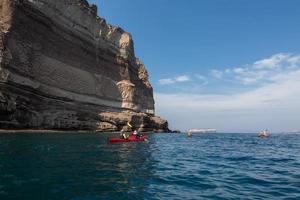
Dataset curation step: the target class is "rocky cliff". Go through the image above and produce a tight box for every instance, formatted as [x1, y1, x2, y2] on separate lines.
[0, 0, 168, 132]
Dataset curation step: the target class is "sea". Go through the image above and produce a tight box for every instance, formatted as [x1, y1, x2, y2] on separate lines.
[0, 132, 299, 200]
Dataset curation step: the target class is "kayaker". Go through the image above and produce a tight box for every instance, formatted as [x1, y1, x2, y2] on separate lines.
[133, 130, 138, 136]
[133, 130, 143, 138]
[120, 129, 129, 139]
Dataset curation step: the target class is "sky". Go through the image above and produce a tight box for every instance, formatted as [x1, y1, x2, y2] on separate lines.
[89, 0, 300, 133]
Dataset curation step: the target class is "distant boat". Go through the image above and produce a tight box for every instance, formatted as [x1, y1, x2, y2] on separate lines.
[189, 128, 217, 133]
[258, 130, 270, 138]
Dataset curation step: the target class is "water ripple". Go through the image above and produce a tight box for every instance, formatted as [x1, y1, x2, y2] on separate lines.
[0, 132, 299, 199]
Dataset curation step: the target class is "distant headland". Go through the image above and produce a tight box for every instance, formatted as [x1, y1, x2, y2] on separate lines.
[189, 128, 217, 133]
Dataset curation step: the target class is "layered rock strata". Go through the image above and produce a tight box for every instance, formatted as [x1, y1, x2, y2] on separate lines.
[0, 0, 168, 132]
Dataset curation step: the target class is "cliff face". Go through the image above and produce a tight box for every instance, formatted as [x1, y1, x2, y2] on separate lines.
[0, 0, 168, 132]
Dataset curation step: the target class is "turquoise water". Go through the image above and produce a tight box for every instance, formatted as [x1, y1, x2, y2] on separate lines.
[0, 133, 299, 200]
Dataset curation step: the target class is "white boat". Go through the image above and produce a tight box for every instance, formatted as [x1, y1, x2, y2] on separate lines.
[258, 130, 270, 137]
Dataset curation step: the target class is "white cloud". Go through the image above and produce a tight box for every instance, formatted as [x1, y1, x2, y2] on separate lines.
[158, 75, 190, 85]
[175, 75, 190, 82]
[156, 70, 300, 114]
[224, 53, 300, 85]
[194, 74, 208, 85]
[232, 67, 245, 74]
[195, 74, 206, 80]
[210, 69, 223, 79]
[253, 53, 291, 70]
[158, 78, 175, 85]
[155, 53, 300, 132]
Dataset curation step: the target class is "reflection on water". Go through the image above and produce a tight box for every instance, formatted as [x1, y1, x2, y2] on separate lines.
[0, 132, 300, 200]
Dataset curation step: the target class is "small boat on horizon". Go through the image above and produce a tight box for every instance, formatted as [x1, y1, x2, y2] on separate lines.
[258, 130, 270, 138]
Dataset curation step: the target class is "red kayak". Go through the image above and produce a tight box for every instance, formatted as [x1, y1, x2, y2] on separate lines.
[108, 134, 148, 144]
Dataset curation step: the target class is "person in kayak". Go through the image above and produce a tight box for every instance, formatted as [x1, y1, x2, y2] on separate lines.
[187, 131, 193, 137]
[120, 129, 129, 139]
[133, 130, 143, 138]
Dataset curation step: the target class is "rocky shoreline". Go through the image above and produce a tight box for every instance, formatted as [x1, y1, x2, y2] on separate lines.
[0, 129, 167, 134]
